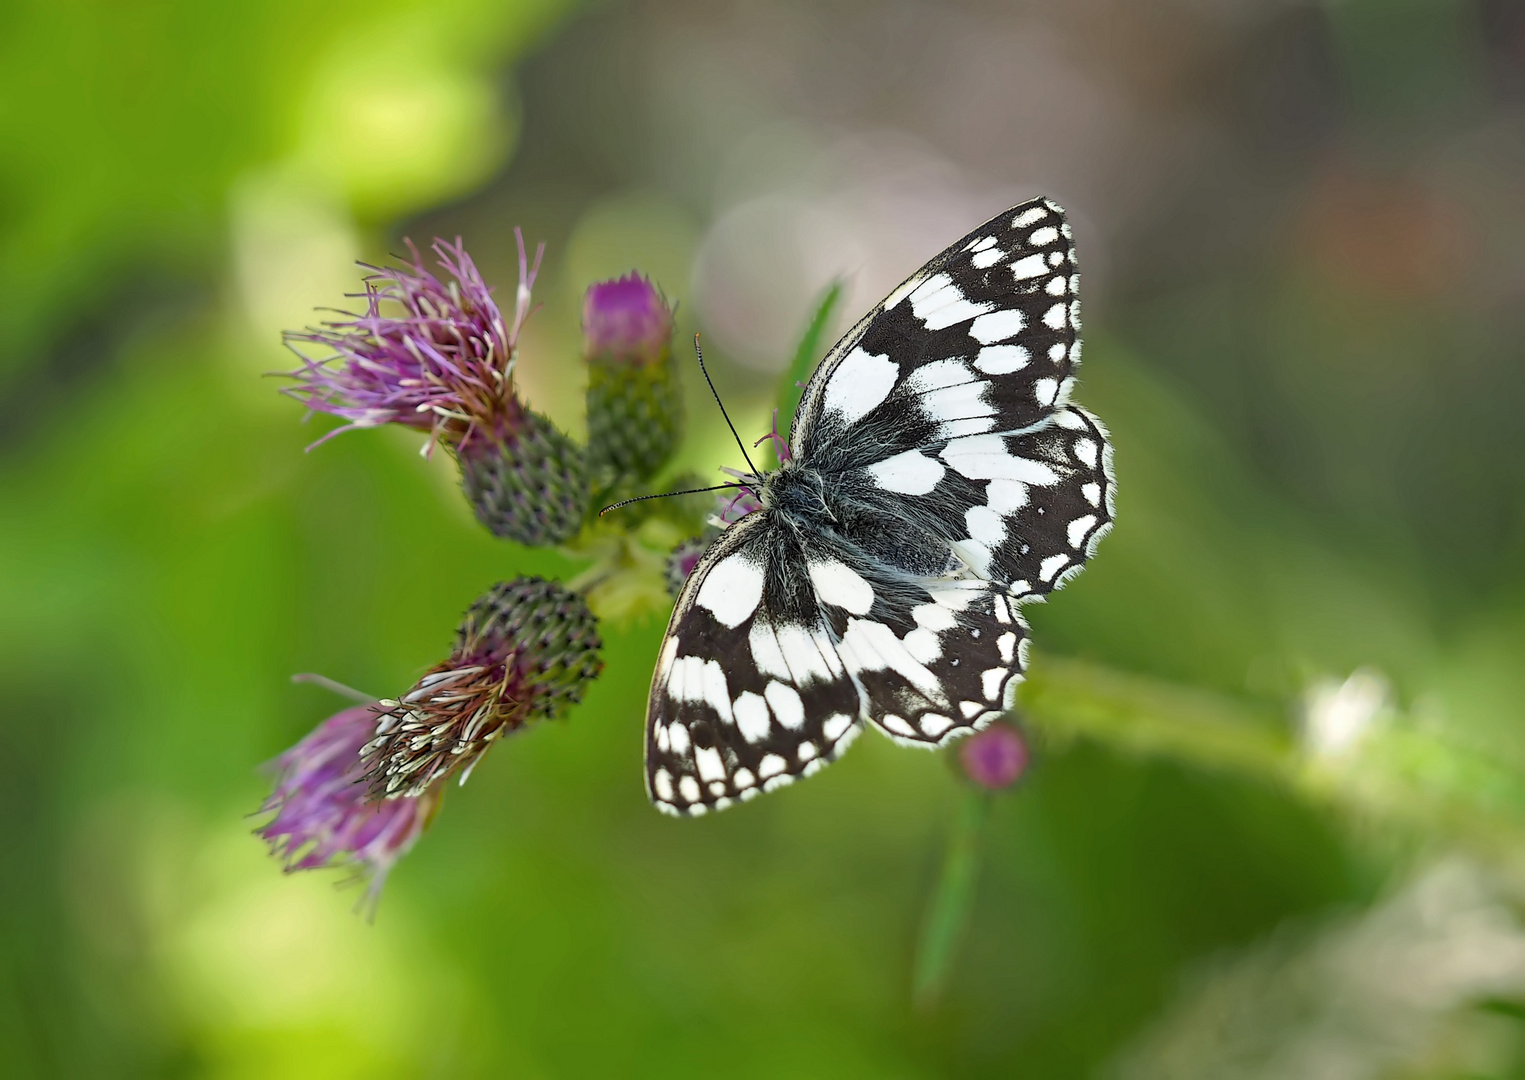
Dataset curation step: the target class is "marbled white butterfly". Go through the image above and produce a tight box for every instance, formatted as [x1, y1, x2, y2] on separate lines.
[647, 197, 1114, 816]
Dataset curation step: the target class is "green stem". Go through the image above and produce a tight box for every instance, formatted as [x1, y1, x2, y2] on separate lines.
[913, 788, 991, 1009]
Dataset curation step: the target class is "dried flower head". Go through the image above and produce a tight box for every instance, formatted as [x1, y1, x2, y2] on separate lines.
[363, 578, 603, 798]
[259, 704, 441, 906]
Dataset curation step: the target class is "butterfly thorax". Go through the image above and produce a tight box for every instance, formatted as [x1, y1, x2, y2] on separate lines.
[759, 462, 833, 525]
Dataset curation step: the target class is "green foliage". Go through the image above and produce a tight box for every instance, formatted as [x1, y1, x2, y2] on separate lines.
[770, 280, 844, 464]
[6, 2, 1525, 1076]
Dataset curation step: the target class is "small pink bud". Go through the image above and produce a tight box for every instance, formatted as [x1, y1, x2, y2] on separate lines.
[959, 722, 1029, 790]
[582, 274, 674, 367]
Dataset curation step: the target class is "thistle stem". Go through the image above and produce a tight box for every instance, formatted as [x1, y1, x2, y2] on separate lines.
[913, 788, 991, 1009]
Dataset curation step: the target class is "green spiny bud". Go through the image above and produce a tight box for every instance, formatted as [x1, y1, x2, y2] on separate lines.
[458, 408, 590, 547]
[583, 274, 682, 483]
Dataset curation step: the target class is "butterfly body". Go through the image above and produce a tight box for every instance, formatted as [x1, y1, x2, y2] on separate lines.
[647, 197, 1115, 816]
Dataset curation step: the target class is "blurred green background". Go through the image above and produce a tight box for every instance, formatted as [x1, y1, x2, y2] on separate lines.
[5, 0, 1525, 1076]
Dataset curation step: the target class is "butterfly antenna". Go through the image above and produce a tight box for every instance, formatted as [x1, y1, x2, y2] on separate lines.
[693, 334, 760, 477]
[598, 483, 746, 517]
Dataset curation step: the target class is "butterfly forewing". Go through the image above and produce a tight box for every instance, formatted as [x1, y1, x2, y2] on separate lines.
[792, 197, 1080, 466]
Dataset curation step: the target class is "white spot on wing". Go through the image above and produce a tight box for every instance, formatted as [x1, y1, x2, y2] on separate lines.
[866, 448, 945, 495]
[669, 723, 691, 755]
[983, 668, 1007, 700]
[904, 359, 973, 393]
[880, 714, 917, 737]
[809, 559, 875, 615]
[1028, 226, 1060, 246]
[1081, 482, 1101, 506]
[764, 681, 805, 729]
[985, 479, 1029, 513]
[1073, 438, 1099, 467]
[777, 623, 834, 683]
[922, 381, 995, 424]
[941, 435, 1061, 484]
[952, 538, 993, 575]
[822, 713, 854, 742]
[904, 627, 942, 663]
[921, 713, 954, 737]
[1043, 304, 1067, 330]
[733, 691, 770, 744]
[1040, 553, 1070, 582]
[695, 745, 725, 782]
[1067, 514, 1098, 548]
[696, 554, 764, 629]
[1013, 206, 1048, 228]
[749, 622, 790, 680]
[1010, 254, 1048, 280]
[975, 344, 1030, 374]
[653, 768, 674, 801]
[823, 347, 898, 426]
[758, 754, 787, 779]
[997, 632, 1017, 664]
[970, 309, 1026, 344]
[912, 603, 957, 632]
[970, 246, 1004, 269]
[679, 775, 701, 802]
[910, 273, 994, 330]
[965, 504, 1006, 547]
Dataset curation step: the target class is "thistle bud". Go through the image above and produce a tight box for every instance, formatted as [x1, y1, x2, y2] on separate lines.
[665, 538, 708, 597]
[583, 274, 682, 483]
[458, 409, 590, 547]
[363, 578, 603, 798]
[258, 704, 441, 906]
[284, 233, 589, 547]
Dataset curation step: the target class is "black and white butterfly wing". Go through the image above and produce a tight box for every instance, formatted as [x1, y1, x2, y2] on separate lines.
[793, 196, 1114, 601]
[646, 514, 864, 816]
[646, 196, 1114, 815]
[646, 516, 1033, 815]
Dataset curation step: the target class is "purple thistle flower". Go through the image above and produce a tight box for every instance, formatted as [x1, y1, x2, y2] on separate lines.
[283, 231, 544, 454]
[959, 722, 1030, 790]
[258, 704, 442, 906]
[582, 274, 674, 367]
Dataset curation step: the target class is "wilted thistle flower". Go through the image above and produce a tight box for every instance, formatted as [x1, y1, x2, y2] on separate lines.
[583, 274, 682, 485]
[959, 721, 1030, 789]
[363, 577, 603, 798]
[259, 704, 441, 904]
[283, 234, 589, 547]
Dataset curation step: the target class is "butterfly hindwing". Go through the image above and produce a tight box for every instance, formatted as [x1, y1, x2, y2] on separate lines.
[813, 569, 1030, 746]
[646, 515, 864, 816]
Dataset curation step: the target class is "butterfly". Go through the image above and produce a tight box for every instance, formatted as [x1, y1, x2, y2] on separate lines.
[647, 197, 1114, 815]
